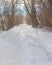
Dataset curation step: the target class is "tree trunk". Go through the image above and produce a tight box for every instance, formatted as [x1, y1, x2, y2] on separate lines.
[11, 0, 15, 27]
[31, 0, 38, 27]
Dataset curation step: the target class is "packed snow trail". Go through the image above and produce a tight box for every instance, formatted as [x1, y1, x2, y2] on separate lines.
[0, 24, 52, 65]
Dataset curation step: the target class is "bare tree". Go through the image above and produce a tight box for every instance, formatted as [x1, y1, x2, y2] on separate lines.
[0, 14, 4, 30]
[31, 0, 38, 27]
[24, 0, 38, 27]
[0, 0, 18, 30]
[7, 0, 18, 27]
[24, 0, 52, 29]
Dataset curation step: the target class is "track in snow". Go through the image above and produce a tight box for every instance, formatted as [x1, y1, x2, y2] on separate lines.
[0, 24, 52, 65]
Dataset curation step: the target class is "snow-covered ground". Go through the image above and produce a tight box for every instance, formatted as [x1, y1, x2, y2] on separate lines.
[0, 24, 52, 65]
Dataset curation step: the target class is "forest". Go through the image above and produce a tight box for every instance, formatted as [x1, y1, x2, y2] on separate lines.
[0, 0, 52, 31]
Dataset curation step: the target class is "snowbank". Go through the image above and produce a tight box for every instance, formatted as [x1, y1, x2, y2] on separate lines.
[0, 24, 52, 65]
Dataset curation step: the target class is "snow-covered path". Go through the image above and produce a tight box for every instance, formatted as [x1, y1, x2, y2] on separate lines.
[0, 24, 52, 65]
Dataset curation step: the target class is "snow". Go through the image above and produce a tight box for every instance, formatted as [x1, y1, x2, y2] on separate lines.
[0, 24, 52, 65]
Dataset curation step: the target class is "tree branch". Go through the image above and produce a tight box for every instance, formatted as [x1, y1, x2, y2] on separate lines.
[24, 0, 32, 17]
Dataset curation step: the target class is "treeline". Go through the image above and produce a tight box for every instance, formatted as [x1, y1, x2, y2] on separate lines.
[0, 0, 52, 31]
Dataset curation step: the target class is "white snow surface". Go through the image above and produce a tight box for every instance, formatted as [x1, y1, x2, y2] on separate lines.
[0, 24, 52, 65]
